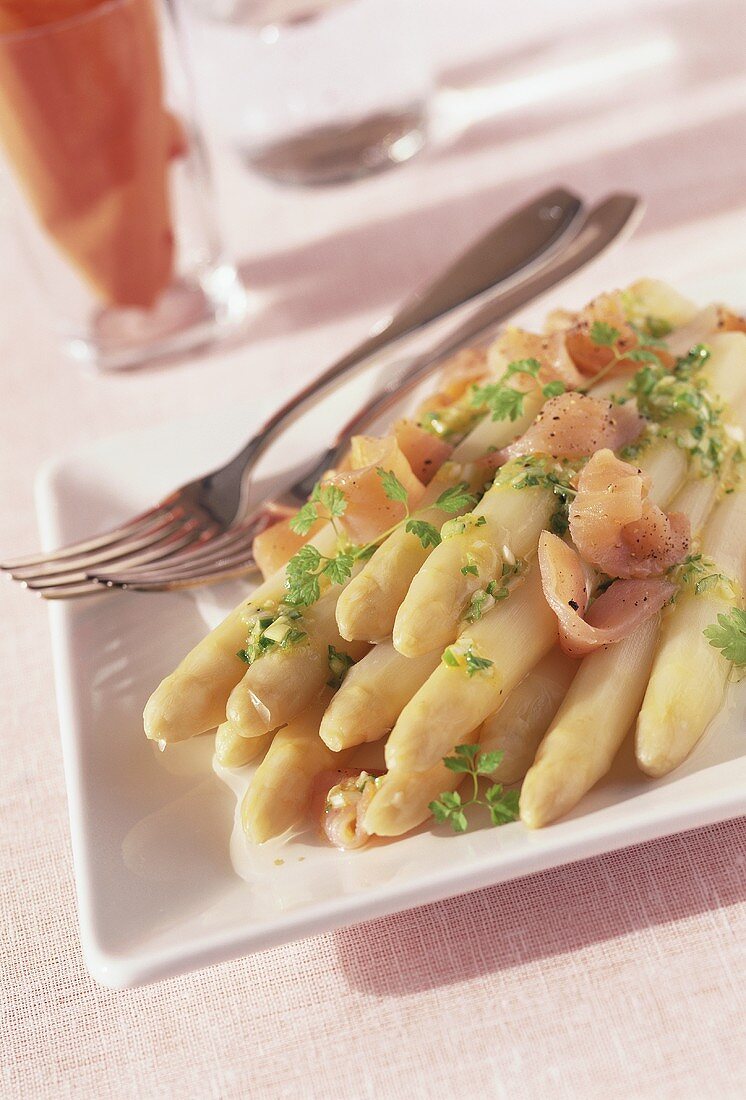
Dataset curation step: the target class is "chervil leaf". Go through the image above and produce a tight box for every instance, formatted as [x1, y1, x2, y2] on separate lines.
[505, 357, 542, 379]
[434, 482, 478, 514]
[476, 751, 504, 775]
[376, 467, 409, 504]
[405, 519, 441, 548]
[322, 550, 355, 586]
[704, 608, 746, 665]
[485, 786, 520, 825]
[289, 501, 319, 536]
[542, 380, 566, 398]
[285, 574, 320, 607]
[429, 799, 451, 824]
[455, 744, 480, 760]
[439, 790, 462, 809]
[442, 755, 472, 774]
[432, 745, 520, 836]
[285, 545, 322, 606]
[287, 544, 320, 571]
[317, 482, 347, 518]
[473, 382, 526, 422]
[589, 320, 621, 347]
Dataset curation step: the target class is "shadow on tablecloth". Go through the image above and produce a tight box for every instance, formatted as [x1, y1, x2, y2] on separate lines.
[333, 816, 746, 997]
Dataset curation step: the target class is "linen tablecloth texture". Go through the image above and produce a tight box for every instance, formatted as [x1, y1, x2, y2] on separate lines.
[1, 0, 745, 1095]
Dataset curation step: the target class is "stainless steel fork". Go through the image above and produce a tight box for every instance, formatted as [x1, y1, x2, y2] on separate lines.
[7, 192, 646, 599]
[81, 191, 641, 594]
[5, 192, 645, 598]
[2, 187, 585, 598]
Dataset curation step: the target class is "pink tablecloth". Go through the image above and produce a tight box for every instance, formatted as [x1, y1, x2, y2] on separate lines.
[1, 0, 745, 1095]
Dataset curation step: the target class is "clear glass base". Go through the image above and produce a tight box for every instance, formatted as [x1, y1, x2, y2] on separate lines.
[66, 262, 251, 371]
[242, 103, 427, 186]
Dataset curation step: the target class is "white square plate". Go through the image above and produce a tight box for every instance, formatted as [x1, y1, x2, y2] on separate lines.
[41, 272, 746, 989]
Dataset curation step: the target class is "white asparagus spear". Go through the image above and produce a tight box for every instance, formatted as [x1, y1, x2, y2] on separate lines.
[241, 693, 351, 844]
[385, 564, 558, 773]
[636, 486, 746, 777]
[519, 615, 661, 828]
[393, 479, 555, 656]
[363, 762, 463, 837]
[364, 649, 575, 836]
[335, 392, 547, 644]
[701, 333, 746, 405]
[215, 725, 274, 769]
[624, 278, 698, 329]
[143, 525, 339, 743]
[480, 648, 578, 785]
[226, 589, 368, 738]
[319, 641, 440, 751]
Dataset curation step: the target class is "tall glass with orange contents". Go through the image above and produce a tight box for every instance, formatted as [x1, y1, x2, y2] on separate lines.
[0, 0, 248, 368]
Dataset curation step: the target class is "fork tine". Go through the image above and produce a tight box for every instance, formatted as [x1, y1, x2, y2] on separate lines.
[95, 539, 258, 589]
[91, 518, 259, 582]
[95, 544, 258, 590]
[8, 513, 190, 582]
[38, 580, 107, 599]
[24, 522, 212, 591]
[78, 520, 216, 575]
[0, 504, 172, 572]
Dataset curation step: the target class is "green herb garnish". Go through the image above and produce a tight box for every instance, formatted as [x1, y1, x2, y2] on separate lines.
[441, 513, 487, 540]
[405, 519, 442, 548]
[499, 455, 580, 537]
[419, 400, 485, 441]
[464, 560, 523, 623]
[429, 744, 520, 833]
[624, 343, 729, 476]
[290, 481, 347, 536]
[471, 358, 542, 423]
[327, 644, 356, 688]
[704, 608, 746, 665]
[285, 470, 479, 610]
[377, 467, 408, 504]
[671, 553, 737, 599]
[542, 380, 566, 398]
[644, 315, 673, 339]
[237, 605, 307, 666]
[588, 320, 621, 347]
[433, 482, 479, 514]
[441, 643, 494, 676]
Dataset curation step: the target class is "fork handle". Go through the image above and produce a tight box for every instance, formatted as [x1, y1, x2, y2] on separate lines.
[289, 193, 643, 500]
[221, 188, 583, 485]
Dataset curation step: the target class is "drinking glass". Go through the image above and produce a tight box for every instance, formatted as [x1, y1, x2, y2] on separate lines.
[189, 0, 431, 185]
[0, 0, 249, 370]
